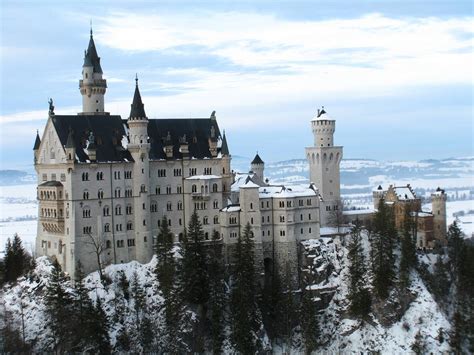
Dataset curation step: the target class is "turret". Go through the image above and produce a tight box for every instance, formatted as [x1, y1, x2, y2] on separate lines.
[164, 131, 173, 159]
[79, 28, 107, 115]
[86, 131, 97, 162]
[431, 187, 447, 244]
[126, 76, 151, 263]
[33, 130, 41, 164]
[373, 185, 384, 210]
[251, 153, 265, 183]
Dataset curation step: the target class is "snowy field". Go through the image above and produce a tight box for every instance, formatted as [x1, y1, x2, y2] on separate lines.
[0, 184, 37, 254]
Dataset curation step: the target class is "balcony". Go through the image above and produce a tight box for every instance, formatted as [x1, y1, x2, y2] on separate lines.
[191, 192, 211, 201]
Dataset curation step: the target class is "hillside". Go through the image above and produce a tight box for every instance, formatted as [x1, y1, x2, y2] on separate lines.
[1, 235, 452, 353]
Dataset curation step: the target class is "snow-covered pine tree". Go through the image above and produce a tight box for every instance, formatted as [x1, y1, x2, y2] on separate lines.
[207, 229, 226, 354]
[154, 217, 189, 353]
[432, 254, 449, 302]
[300, 279, 319, 354]
[182, 210, 209, 306]
[231, 223, 259, 354]
[399, 211, 417, 288]
[347, 220, 371, 318]
[89, 298, 112, 354]
[155, 216, 175, 297]
[371, 199, 396, 299]
[44, 259, 74, 352]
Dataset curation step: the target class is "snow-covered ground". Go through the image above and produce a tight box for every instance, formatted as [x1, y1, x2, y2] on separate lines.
[0, 184, 37, 254]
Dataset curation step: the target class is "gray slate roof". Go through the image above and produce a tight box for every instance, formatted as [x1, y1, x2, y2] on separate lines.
[51, 115, 133, 163]
[83, 31, 103, 74]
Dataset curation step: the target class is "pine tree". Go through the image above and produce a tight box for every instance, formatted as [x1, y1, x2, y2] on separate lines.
[3, 234, 31, 283]
[182, 211, 209, 305]
[131, 271, 146, 326]
[399, 212, 417, 288]
[432, 254, 449, 301]
[89, 298, 111, 354]
[44, 259, 74, 351]
[208, 230, 226, 354]
[155, 216, 175, 297]
[347, 221, 371, 318]
[411, 330, 425, 354]
[371, 199, 396, 299]
[117, 270, 130, 301]
[71, 261, 95, 350]
[448, 220, 464, 277]
[231, 223, 258, 354]
[300, 284, 319, 354]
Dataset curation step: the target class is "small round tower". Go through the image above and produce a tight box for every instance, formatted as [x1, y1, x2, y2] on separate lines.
[431, 187, 447, 244]
[251, 153, 265, 183]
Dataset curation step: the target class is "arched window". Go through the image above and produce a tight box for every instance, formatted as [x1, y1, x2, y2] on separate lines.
[115, 205, 122, 215]
[98, 189, 104, 199]
[114, 188, 121, 198]
[103, 206, 110, 216]
[213, 200, 219, 209]
[83, 190, 89, 200]
[140, 184, 146, 193]
[192, 184, 197, 193]
[213, 215, 219, 224]
[212, 183, 218, 192]
[203, 216, 209, 225]
[104, 223, 110, 232]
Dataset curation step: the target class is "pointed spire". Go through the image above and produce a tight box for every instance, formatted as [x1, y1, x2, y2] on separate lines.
[129, 76, 147, 119]
[33, 130, 41, 150]
[83, 26, 103, 73]
[220, 130, 229, 156]
[66, 128, 75, 148]
[251, 152, 264, 165]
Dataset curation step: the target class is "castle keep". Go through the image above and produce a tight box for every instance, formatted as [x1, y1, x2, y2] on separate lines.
[33, 30, 340, 278]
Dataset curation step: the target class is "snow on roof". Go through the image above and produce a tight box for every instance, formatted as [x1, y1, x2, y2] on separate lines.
[343, 209, 375, 215]
[411, 211, 433, 218]
[259, 184, 317, 198]
[185, 174, 221, 180]
[241, 180, 260, 188]
[393, 186, 416, 200]
[231, 173, 256, 192]
[221, 205, 241, 212]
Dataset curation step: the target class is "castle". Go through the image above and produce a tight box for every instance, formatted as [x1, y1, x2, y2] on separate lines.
[33, 29, 446, 280]
[33, 30, 343, 279]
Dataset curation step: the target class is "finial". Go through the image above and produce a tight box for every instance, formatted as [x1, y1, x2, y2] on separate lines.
[135, 73, 138, 86]
[90, 20, 93, 37]
[36, 129, 39, 135]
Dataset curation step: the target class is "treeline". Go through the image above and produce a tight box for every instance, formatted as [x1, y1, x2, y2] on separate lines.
[0, 233, 34, 285]
[1, 211, 321, 353]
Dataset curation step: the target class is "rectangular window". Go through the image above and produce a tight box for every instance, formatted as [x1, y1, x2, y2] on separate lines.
[127, 239, 135, 247]
[42, 173, 47, 181]
[51, 173, 56, 181]
[117, 240, 124, 248]
[60, 173, 66, 182]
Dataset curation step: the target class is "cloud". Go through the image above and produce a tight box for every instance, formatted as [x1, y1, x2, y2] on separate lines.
[93, 12, 472, 84]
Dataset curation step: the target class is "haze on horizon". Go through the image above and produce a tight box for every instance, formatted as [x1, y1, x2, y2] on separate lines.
[0, 0, 472, 170]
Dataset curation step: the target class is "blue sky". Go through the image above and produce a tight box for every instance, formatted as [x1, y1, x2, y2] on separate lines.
[1, 0, 473, 170]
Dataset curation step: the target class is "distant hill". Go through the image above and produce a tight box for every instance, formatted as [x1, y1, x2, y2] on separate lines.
[0, 170, 36, 186]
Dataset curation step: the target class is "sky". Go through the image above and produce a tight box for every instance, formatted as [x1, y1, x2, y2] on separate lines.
[0, 0, 473, 171]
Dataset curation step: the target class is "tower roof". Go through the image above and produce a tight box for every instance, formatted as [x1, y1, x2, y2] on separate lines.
[129, 77, 147, 119]
[33, 131, 41, 150]
[251, 153, 264, 165]
[83, 29, 103, 74]
[220, 131, 229, 156]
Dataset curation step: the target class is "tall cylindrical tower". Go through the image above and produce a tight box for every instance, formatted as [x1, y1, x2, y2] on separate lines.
[79, 29, 107, 114]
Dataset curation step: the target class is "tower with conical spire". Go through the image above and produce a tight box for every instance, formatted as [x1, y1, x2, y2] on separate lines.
[127, 76, 151, 263]
[79, 28, 107, 115]
[251, 152, 265, 183]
